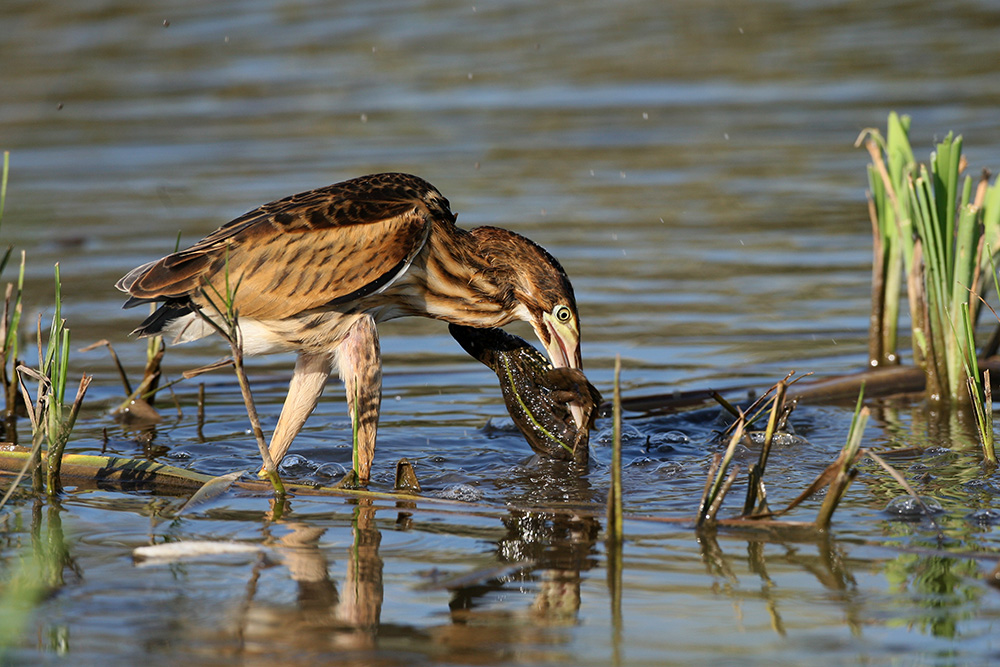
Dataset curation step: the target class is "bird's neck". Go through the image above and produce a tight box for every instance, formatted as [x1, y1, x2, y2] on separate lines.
[394, 221, 521, 327]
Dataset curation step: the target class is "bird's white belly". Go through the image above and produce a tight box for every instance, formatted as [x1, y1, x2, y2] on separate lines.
[163, 309, 373, 357]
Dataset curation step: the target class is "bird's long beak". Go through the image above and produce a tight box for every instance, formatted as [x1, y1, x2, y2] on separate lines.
[539, 312, 582, 370]
[539, 312, 586, 429]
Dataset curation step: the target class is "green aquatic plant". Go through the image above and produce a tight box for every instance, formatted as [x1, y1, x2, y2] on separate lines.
[815, 387, 868, 530]
[860, 114, 1000, 407]
[1, 251, 24, 440]
[864, 114, 914, 369]
[0, 154, 93, 497]
[0, 152, 24, 441]
[0, 151, 10, 275]
[15, 265, 92, 495]
[959, 298, 996, 464]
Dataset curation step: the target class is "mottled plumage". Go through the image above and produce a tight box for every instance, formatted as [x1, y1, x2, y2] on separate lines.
[117, 172, 582, 482]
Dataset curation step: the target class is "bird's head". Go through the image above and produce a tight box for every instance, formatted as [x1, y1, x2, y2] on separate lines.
[470, 226, 582, 370]
[523, 292, 582, 371]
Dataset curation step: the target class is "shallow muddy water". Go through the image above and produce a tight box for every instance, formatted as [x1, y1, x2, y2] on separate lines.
[5, 0, 1000, 664]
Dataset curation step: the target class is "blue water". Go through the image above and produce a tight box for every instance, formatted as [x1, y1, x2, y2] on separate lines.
[4, 0, 1000, 664]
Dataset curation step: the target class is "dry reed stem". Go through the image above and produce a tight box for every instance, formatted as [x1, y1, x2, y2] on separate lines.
[697, 453, 721, 523]
[704, 467, 740, 526]
[697, 416, 746, 528]
[229, 341, 284, 495]
[193, 289, 284, 496]
[606, 354, 624, 543]
[44, 374, 92, 495]
[743, 381, 787, 514]
[79, 339, 132, 396]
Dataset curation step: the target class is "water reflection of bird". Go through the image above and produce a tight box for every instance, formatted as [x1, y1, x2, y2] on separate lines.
[116, 173, 582, 482]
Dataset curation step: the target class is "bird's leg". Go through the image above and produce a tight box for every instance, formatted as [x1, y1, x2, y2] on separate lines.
[265, 352, 334, 470]
[338, 316, 382, 483]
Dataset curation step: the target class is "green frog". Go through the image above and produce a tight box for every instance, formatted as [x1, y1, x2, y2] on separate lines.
[449, 324, 602, 464]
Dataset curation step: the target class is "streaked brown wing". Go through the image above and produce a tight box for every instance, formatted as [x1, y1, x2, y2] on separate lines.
[120, 173, 444, 319]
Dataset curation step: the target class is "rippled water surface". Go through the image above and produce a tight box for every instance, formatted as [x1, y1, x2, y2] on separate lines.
[5, 1, 1000, 664]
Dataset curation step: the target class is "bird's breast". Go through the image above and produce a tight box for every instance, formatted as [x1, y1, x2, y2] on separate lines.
[233, 311, 375, 356]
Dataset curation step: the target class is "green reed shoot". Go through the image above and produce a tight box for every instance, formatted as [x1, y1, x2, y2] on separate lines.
[0, 156, 91, 496]
[864, 112, 914, 368]
[41, 266, 93, 494]
[0, 153, 23, 439]
[0, 151, 11, 277]
[861, 114, 1000, 404]
[959, 301, 996, 464]
[335, 382, 362, 488]
[815, 388, 867, 529]
[12, 266, 92, 495]
[0, 150, 11, 288]
[696, 414, 744, 528]
[1, 252, 25, 438]
[961, 256, 1000, 465]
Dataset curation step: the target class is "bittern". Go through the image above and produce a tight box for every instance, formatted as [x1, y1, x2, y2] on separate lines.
[117, 172, 582, 482]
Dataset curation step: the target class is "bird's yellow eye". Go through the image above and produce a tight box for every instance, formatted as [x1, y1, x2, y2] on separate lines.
[553, 304, 573, 323]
